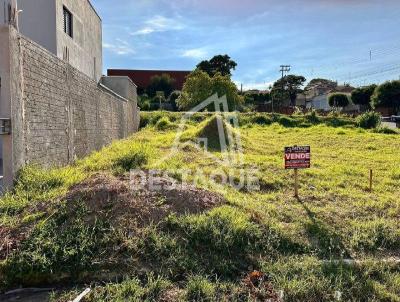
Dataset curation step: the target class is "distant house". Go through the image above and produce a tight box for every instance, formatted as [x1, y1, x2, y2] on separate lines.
[303, 84, 359, 112]
[108, 69, 191, 94]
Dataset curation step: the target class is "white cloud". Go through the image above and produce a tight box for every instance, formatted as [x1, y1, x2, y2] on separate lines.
[133, 27, 155, 35]
[103, 40, 135, 55]
[182, 48, 208, 59]
[131, 15, 184, 35]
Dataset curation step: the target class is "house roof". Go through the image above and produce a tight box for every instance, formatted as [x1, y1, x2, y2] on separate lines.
[333, 85, 355, 94]
[107, 69, 191, 91]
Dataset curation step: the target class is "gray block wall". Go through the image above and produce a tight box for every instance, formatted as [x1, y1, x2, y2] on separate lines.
[0, 26, 139, 189]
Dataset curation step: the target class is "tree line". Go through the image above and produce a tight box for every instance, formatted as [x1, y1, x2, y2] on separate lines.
[138, 55, 400, 114]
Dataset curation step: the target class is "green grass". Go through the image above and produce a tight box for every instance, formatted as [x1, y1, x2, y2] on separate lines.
[1, 112, 400, 300]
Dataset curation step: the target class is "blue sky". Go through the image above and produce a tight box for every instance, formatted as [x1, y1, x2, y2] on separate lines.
[92, 0, 400, 90]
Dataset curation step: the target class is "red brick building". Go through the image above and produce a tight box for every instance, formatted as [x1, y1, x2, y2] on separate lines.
[107, 69, 191, 94]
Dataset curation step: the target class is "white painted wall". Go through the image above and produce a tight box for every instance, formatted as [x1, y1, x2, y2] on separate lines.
[308, 94, 330, 111]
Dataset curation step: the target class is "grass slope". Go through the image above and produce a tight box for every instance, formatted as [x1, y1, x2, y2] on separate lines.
[1, 112, 400, 301]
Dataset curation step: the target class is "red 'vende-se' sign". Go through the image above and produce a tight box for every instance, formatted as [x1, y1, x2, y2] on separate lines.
[285, 146, 311, 169]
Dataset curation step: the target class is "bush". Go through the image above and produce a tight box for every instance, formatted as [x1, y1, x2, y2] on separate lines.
[306, 110, 321, 124]
[139, 114, 151, 128]
[373, 127, 398, 134]
[155, 117, 174, 131]
[278, 116, 297, 127]
[140, 99, 151, 111]
[113, 150, 149, 172]
[79, 139, 150, 173]
[328, 93, 350, 108]
[186, 276, 216, 301]
[357, 111, 381, 129]
[252, 115, 273, 125]
[168, 90, 181, 112]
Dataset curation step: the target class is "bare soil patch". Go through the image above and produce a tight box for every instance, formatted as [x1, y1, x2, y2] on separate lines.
[65, 172, 225, 227]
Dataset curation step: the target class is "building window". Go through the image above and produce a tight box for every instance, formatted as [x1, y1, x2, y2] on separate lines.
[63, 6, 73, 38]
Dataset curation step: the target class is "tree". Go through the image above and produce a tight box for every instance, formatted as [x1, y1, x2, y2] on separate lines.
[244, 91, 270, 105]
[177, 70, 242, 111]
[146, 73, 175, 98]
[328, 93, 350, 108]
[154, 91, 166, 110]
[138, 94, 151, 111]
[168, 90, 181, 111]
[271, 75, 306, 106]
[351, 84, 377, 109]
[305, 78, 337, 95]
[371, 80, 400, 113]
[197, 54, 237, 77]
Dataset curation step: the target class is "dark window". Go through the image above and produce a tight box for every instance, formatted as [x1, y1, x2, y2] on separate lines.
[63, 6, 73, 38]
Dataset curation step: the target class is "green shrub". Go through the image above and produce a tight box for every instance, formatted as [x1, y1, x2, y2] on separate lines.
[140, 99, 151, 111]
[324, 114, 353, 128]
[155, 116, 174, 131]
[186, 276, 216, 301]
[357, 111, 381, 129]
[112, 150, 149, 172]
[79, 141, 150, 173]
[374, 126, 398, 134]
[139, 114, 151, 128]
[278, 116, 297, 127]
[252, 115, 273, 125]
[328, 93, 350, 108]
[306, 110, 321, 124]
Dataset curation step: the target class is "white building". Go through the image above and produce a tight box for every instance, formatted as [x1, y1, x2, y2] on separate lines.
[0, 0, 102, 81]
[304, 85, 359, 113]
[1, 0, 106, 191]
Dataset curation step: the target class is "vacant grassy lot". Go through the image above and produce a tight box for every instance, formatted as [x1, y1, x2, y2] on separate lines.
[0, 112, 399, 301]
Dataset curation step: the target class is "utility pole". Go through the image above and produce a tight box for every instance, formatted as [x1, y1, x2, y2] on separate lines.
[279, 65, 291, 108]
[280, 65, 291, 79]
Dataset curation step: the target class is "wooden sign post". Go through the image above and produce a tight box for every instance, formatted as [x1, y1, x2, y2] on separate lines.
[285, 146, 311, 199]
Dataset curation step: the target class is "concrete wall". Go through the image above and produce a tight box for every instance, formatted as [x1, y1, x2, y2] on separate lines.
[0, 26, 13, 189]
[0, 26, 139, 189]
[100, 76, 138, 102]
[55, 0, 103, 81]
[18, 0, 57, 54]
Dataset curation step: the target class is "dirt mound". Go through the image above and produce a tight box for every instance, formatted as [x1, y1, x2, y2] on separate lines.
[0, 173, 224, 261]
[66, 172, 225, 227]
[191, 115, 238, 151]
